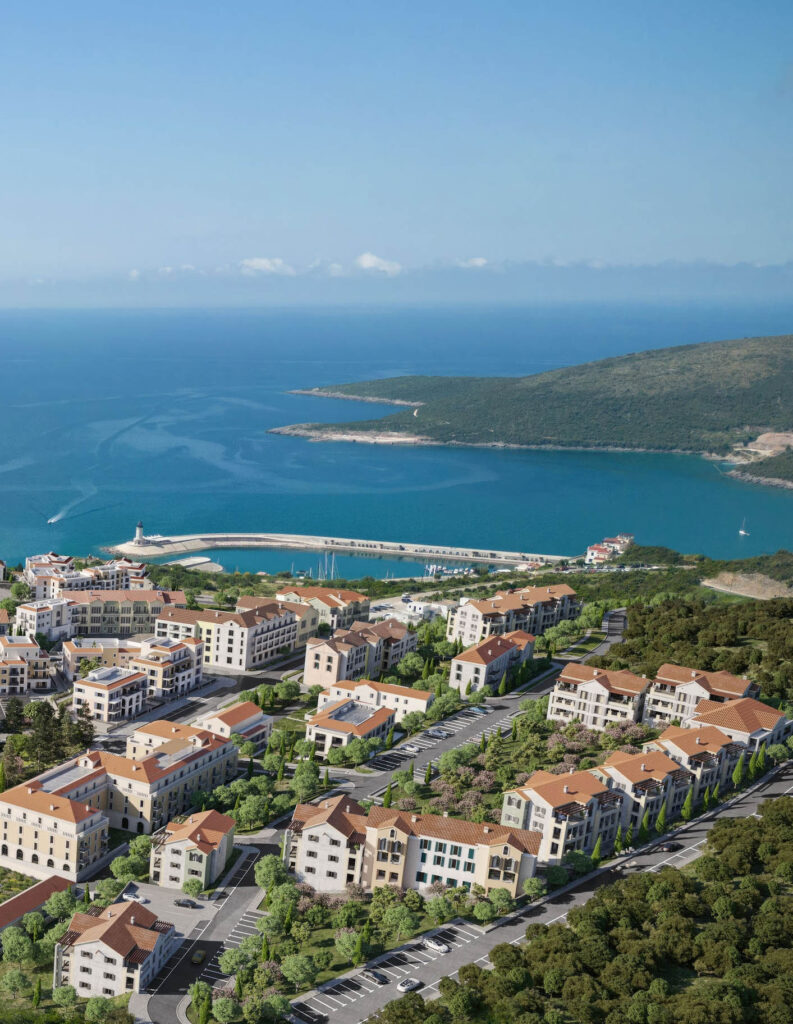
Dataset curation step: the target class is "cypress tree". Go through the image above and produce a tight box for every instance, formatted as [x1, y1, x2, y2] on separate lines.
[261, 936, 269, 960]
[480, 732, 486, 752]
[498, 673, 508, 697]
[625, 823, 633, 848]
[353, 930, 365, 964]
[385, 727, 395, 750]
[324, 768, 330, 787]
[277, 759, 285, 781]
[424, 762, 432, 786]
[465, 680, 472, 697]
[83, 887, 91, 906]
[732, 752, 746, 790]
[638, 809, 651, 844]
[748, 750, 758, 781]
[33, 977, 41, 1008]
[702, 785, 711, 811]
[757, 742, 767, 774]
[511, 718, 517, 741]
[681, 787, 694, 822]
[614, 824, 623, 853]
[591, 835, 602, 866]
[654, 800, 667, 835]
[383, 783, 392, 809]
[246, 757, 254, 779]
[0, 761, 6, 792]
[235, 973, 243, 998]
[711, 781, 720, 805]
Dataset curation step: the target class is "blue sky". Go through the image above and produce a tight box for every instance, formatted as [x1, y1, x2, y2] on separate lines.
[2, 1, 792, 303]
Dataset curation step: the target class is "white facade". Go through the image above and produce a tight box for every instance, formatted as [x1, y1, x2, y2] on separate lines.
[316, 679, 433, 723]
[14, 597, 77, 641]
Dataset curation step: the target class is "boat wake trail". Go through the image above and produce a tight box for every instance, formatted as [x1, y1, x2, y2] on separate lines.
[47, 483, 99, 524]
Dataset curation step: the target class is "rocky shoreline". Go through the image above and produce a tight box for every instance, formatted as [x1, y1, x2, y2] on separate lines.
[289, 388, 423, 407]
[727, 469, 793, 490]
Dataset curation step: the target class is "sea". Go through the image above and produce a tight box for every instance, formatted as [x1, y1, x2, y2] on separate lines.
[2, 302, 793, 577]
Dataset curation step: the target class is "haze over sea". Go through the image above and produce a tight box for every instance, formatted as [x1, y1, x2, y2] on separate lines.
[2, 303, 793, 576]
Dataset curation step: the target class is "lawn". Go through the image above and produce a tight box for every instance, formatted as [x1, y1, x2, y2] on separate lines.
[563, 630, 607, 657]
[108, 828, 137, 851]
[0, 960, 133, 1022]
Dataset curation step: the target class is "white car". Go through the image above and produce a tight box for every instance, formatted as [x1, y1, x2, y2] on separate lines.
[121, 892, 147, 903]
[397, 978, 421, 992]
[401, 744, 420, 755]
[423, 936, 450, 954]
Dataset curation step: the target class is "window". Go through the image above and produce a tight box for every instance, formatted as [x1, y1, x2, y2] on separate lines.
[326, 870, 337, 878]
[305, 866, 316, 874]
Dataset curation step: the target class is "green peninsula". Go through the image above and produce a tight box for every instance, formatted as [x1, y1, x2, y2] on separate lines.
[275, 334, 793, 478]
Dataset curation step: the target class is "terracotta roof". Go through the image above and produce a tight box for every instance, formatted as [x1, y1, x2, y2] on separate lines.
[0, 610, 8, 625]
[132, 721, 206, 742]
[80, 732, 230, 784]
[601, 749, 686, 785]
[503, 629, 536, 648]
[161, 809, 235, 853]
[204, 701, 263, 728]
[655, 724, 741, 757]
[76, 669, 146, 692]
[62, 589, 186, 605]
[509, 769, 610, 809]
[276, 586, 368, 608]
[289, 795, 369, 841]
[454, 635, 519, 666]
[558, 664, 648, 696]
[333, 679, 432, 701]
[0, 782, 98, 824]
[689, 697, 785, 735]
[157, 603, 294, 629]
[349, 618, 411, 641]
[654, 663, 753, 698]
[0, 875, 72, 931]
[62, 902, 168, 960]
[307, 700, 394, 736]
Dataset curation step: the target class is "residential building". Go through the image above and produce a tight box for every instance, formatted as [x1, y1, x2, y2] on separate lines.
[155, 602, 298, 671]
[547, 664, 650, 730]
[446, 584, 579, 645]
[72, 667, 148, 723]
[0, 559, 6, 581]
[0, 608, 9, 636]
[683, 696, 792, 751]
[62, 638, 142, 682]
[196, 701, 273, 752]
[54, 901, 177, 997]
[585, 533, 633, 564]
[286, 794, 541, 895]
[24, 556, 150, 600]
[13, 597, 77, 641]
[275, 586, 370, 630]
[642, 663, 759, 729]
[236, 596, 319, 645]
[449, 630, 535, 695]
[150, 809, 235, 889]
[0, 875, 72, 935]
[305, 700, 395, 757]
[303, 618, 417, 690]
[316, 679, 433, 723]
[63, 590, 187, 638]
[130, 637, 204, 702]
[644, 725, 747, 801]
[501, 769, 623, 863]
[594, 750, 694, 831]
[0, 636, 52, 695]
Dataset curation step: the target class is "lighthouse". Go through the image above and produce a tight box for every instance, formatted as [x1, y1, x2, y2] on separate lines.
[134, 521, 144, 545]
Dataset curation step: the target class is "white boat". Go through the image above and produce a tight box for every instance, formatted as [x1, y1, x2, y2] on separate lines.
[738, 518, 750, 537]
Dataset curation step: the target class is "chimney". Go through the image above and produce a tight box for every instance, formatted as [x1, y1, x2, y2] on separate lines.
[569, 767, 574, 774]
[50, 804, 55, 811]
[443, 811, 449, 818]
[189, 816, 194, 823]
[411, 815, 418, 823]
[27, 787, 33, 795]
[196, 833, 201, 842]
[563, 785, 569, 794]
[345, 805, 351, 813]
[106, 910, 113, 919]
[483, 825, 490, 833]
[641, 762, 647, 771]
[324, 801, 330, 809]
[130, 915, 135, 925]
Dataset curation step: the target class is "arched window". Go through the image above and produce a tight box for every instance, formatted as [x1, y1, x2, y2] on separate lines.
[137, 822, 145, 834]
[46, 858, 54, 868]
[121, 817, 129, 829]
[1, 845, 7, 857]
[16, 850, 23, 860]
[63, 864, 69, 873]
[31, 854, 39, 864]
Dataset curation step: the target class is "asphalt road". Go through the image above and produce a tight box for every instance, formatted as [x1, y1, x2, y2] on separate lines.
[290, 761, 793, 1024]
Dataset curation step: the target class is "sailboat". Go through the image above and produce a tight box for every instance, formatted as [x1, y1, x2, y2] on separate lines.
[738, 518, 750, 537]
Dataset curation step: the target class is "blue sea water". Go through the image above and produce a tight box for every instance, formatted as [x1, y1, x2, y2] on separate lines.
[2, 303, 793, 575]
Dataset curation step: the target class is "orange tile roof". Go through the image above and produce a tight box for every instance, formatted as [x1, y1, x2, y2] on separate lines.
[348, 618, 411, 641]
[654, 663, 753, 698]
[656, 724, 740, 756]
[205, 701, 263, 728]
[63, 901, 167, 960]
[690, 697, 785, 734]
[558, 664, 648, 696]
[276, 586, 368, 608]
[601, 749, 685, 784]
[366, 805, 541, 855]
[62, 589, 186, 605]
[0, 875, 72, 931]
[339, 679, 432, 701]
[290, 795, 369, 841]
[0, 610, 8, 625]
[162, 809, 235, 853]
[454, 635, 519, 666]
[0, 782, 99, 824]
[133, 721, 206, 741]
[510, 768, 609, 808]
[307, 700, 394, 736]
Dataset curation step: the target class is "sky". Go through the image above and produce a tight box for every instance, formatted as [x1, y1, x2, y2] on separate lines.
[1, 1, 792, 305]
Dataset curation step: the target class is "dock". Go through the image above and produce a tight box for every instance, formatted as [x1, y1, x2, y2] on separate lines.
[110, 530, 577, 566]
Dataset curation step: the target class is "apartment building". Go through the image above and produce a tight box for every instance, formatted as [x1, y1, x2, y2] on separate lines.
[275, 586, 370, 630]
[150, 809, 235, 890]
[305, 700, 395, 757]
[0, 559, 6, 581]
[446, 584, 579, 645]
[642, 663, 759, 729]
[54, 901, 177, 997]
[286, 794, 541, 896]
[72, 667, 148, 723]
[236, 596, 319, 645]
[63, 636, 203, 700]
[595, 750, 694, 831]
[449, 630, 535, 695]
[303, 618, 417, 690]
[684, 696, 792, 751]
[501, 769, 623, 863]
[316, 679, 433, 723]
[62, 638, 141, 682]
[196, 700, 273, 753]
[0, 635, 52, 695]
[63, 590, 187, 638]
[644, 725, 746, 801]
[0, 608, 9, 636]
[547, 664, 650, 730]
[155, 602, 298, 671]
[25, 556, 150, 600]
[14, 597, 77, 641]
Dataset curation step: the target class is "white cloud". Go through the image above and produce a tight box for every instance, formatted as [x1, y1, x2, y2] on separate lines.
[327, 262, 345, 277]
[354, 251, 402, 276]
[158, 266, 174, 276]
[239, 257, 296, 277]
[456, 256, 488, 268]
[128, 269, 140, 281]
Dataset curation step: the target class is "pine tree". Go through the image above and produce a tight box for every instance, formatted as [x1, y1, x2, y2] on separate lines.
[732, 752, 746, 790]
[654, 800, 667, 835]
[757, 743, 767, 774]
[681, 787, 694, 822]
[591, 835, 602, 866]
[424, 762, 432, 786]
[638, 809, 651, 844]
[383, 783, 393, 809]
[702, 785, 711, 811]
[614, 824, 623, 853]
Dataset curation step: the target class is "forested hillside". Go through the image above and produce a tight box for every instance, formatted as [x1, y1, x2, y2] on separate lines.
[283, 334, 793, 456]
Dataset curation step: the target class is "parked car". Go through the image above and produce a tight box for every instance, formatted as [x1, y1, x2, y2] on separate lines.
[121, 892, 147, 903]
[656, 841, 683, 853]
[426, 728, 450, 740]
[397, 978, 421, 992]
[175, 899, 198, 908]
[191, 948, 207, 964]
[401, 744, 420, 754]
[361, 969, 389, 986]
[423, 936, 450, 954]
[470, 706, 491, 715]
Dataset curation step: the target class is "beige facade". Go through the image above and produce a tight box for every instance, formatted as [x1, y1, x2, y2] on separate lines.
[446, 585, 580, 645]
[196, 700, 273, 752]
[449, 630, 535, 695]
[14, 597, 77, 641]
[155, 602, 298, 671]
[73, 667, 148, 723]
[287, 795, 540, 896]
[594, 750, 694, 832]
[642, 664, 759, 729]
[303, 618, 417, 690]
[275, 586, 370, 630]
[306, 700, 395, 756]
[644, 725, 747, 803]
[63, 638, 140, 682]
[236, 596, 319, 645]
[25, 555, 150, 600]
[0, 635, 53, 696]
[63, 590, 187, 638]
[547, 664, 650, 730]
[150, 809, 235, 890]
[683, 696, 792, 751]
[316, 679, 433, 723]
[501, 768, 623, 863]
[54, 901, 177, 997]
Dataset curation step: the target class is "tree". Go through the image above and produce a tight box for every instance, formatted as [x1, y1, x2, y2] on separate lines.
[189, 981, 212, 1010]
[655, 799, 668, 835]
[401, 711, 425, 734]
[489, 888, 514, 916]
[522, 877, 547, 901]
[280, 953, 319, 990]
[3, 698, 24, 735]
[638, 809, 651, 844]
[2, 926, 32, 963]
[255, 854, 288, 893]
[183, 878, 203, 898]
[213, 998, 242, 1023]
[52, 985, 77, 1008]
[383, 782, 393, 808]
[10, 581, 31, 602]
[93, 878, 124, 904]
[292, 759, 320, 801]
[711, 782, 720, 805]
[748, 749, 758, 781]
[702, 784, 711, 811]
[424, 762, 432, 786]
[681, 787, 694, 821]
[386, 727, 395, 749]
[32, 976, 41, 1008]
[614, 823, 623, 853]
[732, 752, 746, 790]
[498, 673, 508, 697]
[591, 835, 603, 866]
[0, 969, 29, 1001]
[334, 927, 358, 964]
[426, 895, 453, 923]
[274, 679, 300, 702]
[382, 904, 419, 940]
[22, 911, 44, 940]
[85, 996, 113, 1022]
[624, 823, 634, 848]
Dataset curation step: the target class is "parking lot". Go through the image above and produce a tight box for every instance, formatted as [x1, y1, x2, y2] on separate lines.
[116, 881, 216, 938]
[290, 924, 482, 1023]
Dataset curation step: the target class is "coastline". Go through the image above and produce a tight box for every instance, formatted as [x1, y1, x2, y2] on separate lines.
[727, 469, 793, 490]
[288, 388, 423, 407]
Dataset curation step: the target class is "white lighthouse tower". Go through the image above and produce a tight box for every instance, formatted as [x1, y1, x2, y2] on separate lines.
[134, 521, 144, 546]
